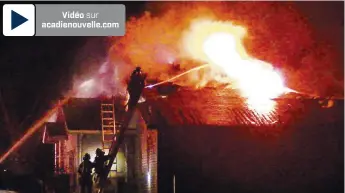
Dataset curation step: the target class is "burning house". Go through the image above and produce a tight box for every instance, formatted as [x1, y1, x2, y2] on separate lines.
[42, 82, 343, 193]
[0, 2, 343, 193]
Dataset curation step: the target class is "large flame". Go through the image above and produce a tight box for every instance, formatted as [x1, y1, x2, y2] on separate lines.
[110, 2, 342, 97]
[77, 12, 291, 115]
[73, 2, 341, 109]
[182, 19, 289, 114]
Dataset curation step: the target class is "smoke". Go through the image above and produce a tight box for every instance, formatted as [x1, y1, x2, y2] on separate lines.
[109, 3, 220, 86]
[71, 2, 343, 98]
[70, 38, 133, 98]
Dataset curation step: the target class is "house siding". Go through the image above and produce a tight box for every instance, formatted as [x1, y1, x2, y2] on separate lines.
[161, 118, 343, 193]
[55, 140, 68, 174]
[147, 130, 158, 193]
[139, 123, 148, 193]
[133, 109, 158, 193]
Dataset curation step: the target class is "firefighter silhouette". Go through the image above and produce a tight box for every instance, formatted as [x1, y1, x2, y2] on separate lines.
[78, 153, 94, 193]
[94, 148, 110, 189]
[127, 66, 146, 110]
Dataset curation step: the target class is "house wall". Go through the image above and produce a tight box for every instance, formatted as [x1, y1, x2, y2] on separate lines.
[159, 107, 344, 193]
[55, 138, 77, 174]
[147, 130, 158, 193]
[129, 109, 158, 193]
[65, 134, 77, 173]
[46, 140, 65, 174]
[79, 133, 127, 174]
[55, 107, 158, 193]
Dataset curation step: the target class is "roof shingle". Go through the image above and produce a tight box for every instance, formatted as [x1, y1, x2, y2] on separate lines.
[143, 86, 341, 127]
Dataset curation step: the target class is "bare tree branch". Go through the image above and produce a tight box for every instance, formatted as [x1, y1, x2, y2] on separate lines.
[18, 94, 41, 130]
[0, 89, 16, 142]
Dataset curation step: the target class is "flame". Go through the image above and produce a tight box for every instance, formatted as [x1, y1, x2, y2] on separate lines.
[75, 3, 339, 107]
[109, 2, 342, 97]
[182, 19, 290, 114]
[109, 3, 297, 102]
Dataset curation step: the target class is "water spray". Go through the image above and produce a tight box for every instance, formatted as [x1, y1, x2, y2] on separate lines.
[0, 92, 74, 164]
[145, 64, 210, 89]
[0, 65, 213, 163]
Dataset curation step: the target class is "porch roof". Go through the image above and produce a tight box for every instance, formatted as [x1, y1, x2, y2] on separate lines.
[61, 97, 130, 133]
[62, 98, 102, 132]
[45, 122, 67, 137]
[43, 122, 68, 143]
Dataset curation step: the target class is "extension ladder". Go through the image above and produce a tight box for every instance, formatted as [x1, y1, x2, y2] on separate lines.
[100, 97, 117, 172]
[98, 94, 143, 193]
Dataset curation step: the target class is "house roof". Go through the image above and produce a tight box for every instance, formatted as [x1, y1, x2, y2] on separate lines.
[58, 84, 342, 132]
[142, 86, 342, 127]
[62, 98, 102, 131]
[62, 97, 128, 132]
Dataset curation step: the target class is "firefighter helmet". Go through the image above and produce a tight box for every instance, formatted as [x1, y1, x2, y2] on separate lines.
[96, 148, 104, 156]
[83, 153, 91, 161]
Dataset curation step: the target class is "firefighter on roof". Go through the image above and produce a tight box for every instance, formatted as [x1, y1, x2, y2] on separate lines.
[127, 66, 147, 109]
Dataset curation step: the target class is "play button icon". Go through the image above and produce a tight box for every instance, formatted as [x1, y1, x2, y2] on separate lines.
[11, 10, 28, 30]
[3, 4, 35, 36]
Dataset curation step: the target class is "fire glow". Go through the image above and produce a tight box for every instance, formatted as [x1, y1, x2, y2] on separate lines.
[2, 3, 339, 165]
[182, 19, 291, 114]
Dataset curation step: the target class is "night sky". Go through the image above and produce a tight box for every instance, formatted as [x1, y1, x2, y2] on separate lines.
[0, 1, 343, 150]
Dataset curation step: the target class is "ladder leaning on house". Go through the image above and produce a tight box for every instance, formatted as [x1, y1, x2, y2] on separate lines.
[100, 97, 117, 172]
[98, 94, 143, 193]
